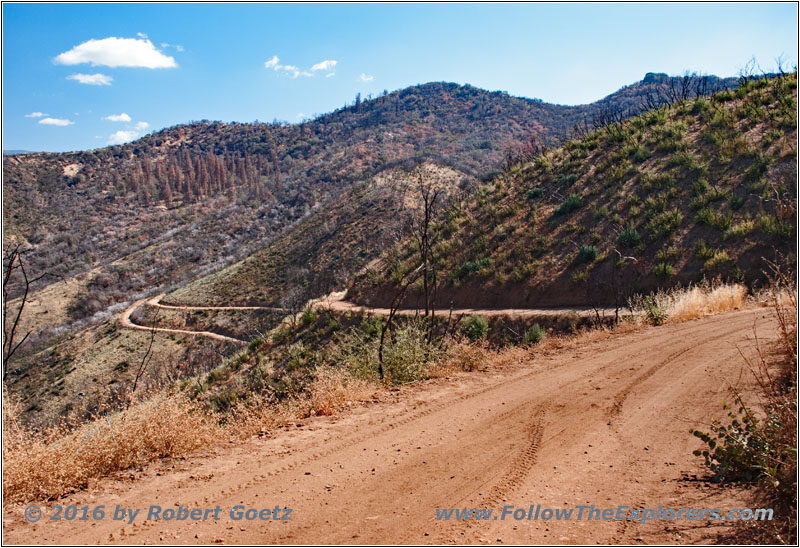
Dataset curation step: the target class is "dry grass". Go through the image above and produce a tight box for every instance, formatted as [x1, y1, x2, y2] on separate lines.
[3, 393, 219, 504]
[435, 339, 493, 374]
[630, 282, 749, 325]
[662, 283, 748, 322]
[223, 394, 291, 440]
[296, 366, 377, 417]
[724, 282, 796, 544]
[3, 366, 377, 504]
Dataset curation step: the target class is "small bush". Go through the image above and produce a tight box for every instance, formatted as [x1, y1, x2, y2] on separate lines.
[653, 262, 674, 280]
[460, 315, 489, 340]
[696, 207, 733, 231]
[692, 401, 767, 482]
[643, 296, 668, 326]
[555, 193, 582, 216]
[457, 257, 492, 280]
[645, 208, 683, 239]
[526, 187, 544, 201]
[301, 307, 318, 325]
[726, 219, 756, 239]
[615, 227, 641, 248]
[522, 324, 545, 345]
[577, 245, 598, 264]
[631, 145, 651, 163]
[248, 338, 265, 352]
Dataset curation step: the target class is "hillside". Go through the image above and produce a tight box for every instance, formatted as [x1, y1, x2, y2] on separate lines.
[165, 162, 464, 307]
[3, 75, 737, 312]
[348, 74, 797, 309]
[2, 73, 742, 424]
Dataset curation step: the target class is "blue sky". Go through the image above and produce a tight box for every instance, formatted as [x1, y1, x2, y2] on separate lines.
[2, 2, 797, 153]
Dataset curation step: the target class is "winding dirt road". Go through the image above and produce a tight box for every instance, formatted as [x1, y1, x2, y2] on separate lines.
[4, 307, 774, 544]
[119, 296, 247, 343]
[119, 291, 626, 344]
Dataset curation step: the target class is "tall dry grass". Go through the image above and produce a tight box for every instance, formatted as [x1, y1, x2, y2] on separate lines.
[746, 282, 796, 544]
[665, 283, 748, 322]
[631, 281, 748, 324]
[3, 366, 377, 504]
[3, 393, 219, 503]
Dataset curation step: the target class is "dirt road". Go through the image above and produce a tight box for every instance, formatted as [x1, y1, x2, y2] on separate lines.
[120, 291, 626, 344]
[7, 308, 773, 544]
[119, 298, 245, 343]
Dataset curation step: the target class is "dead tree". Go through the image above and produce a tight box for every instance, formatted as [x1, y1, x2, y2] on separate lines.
[409, 170, 444, 342]
[3, 245, 59, 379]
[129, 307, 160, 406]
[378, 265, 423, 381]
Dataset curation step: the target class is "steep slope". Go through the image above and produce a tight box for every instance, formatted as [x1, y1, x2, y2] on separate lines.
[348, 74, 796, 309]
[3, 75, 737, 314]
[165, 162, 464, 307]
[2, 74, 741, 424]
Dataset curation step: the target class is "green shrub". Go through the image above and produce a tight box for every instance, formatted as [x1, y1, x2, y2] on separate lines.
[704, 250, 731, 271]
[692, 401, 769, 482]
[757, 213, 794, 239]
[460, 315, 489, 340]
[526, 187, 544, 201]
[645, 208, 683, 239]
[248, 338, 265, 352]
[571, 269, 590, 284]
[577, 245, 598, 264]
[457, 257, 492, 280]
[559, 173, 578, 185]
[555, 193, 582, 216]
[631, 144, 651, 163]
[615, 227, 641, 248]
[729, 194, 746, 210]
[643, 296, 668, 326]
[522, 324, 545, 345]
[696, 207, 733, 231]
[301, 308, 318, 325]
[652, 262, 674, 280]
[726, 219, 756, 239]
[744, 152, 774, 183]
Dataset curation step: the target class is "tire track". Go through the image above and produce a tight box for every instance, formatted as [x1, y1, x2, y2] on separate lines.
[607, 313, 752, 420]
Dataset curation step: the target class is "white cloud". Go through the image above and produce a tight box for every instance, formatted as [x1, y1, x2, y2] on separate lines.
[359, 73, 374, 82]
[265, 55, 333, 78]
[311, 59, 337, 72]
[161, 42, 184, 52]
[55, 37, 177, 68]
[25, 112, 47, 118]
[68, 73, 113, 86]
[104, 113, 131, 122]
[108, 129, 140, 144]
[134, 121, 149, 130]
[325, 72, 336, 78]
[39, 117, 74, 126]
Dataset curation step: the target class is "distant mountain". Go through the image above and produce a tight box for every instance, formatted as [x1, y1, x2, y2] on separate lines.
[3, 150, 37, 156]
